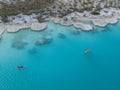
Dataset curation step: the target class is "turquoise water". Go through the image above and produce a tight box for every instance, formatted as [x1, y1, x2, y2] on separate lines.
[0, 21, 120, 90]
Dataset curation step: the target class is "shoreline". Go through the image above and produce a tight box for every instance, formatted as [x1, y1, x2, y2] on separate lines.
[0, 14, 119, 37]
[0, 22, 47, 36]
[50, 14, 119, 29]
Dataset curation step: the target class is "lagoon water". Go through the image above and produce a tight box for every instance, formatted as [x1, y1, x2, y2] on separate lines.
[0, 21, 120, 90]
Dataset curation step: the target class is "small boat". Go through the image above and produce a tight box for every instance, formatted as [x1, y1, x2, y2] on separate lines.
[85, 49, 91, 53]
[17, 66, 25, 69]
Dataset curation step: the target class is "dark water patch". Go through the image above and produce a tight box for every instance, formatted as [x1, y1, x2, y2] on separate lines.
[101, 26, 112, 32]
[12, 40, 28, 49]
[57, 33, 66, 39]
[83, 49, 97, 63]
[0, 36, 2, 43]
[49, 29, 54, 32]
[28, 47, 38, 54]
[88, 29, 99, 34]
[94, 26, 110, 33]
[95, 24, 116, 33]
[69, 29, 81, 35]
[35, 37, 52, 46]
[0, 35, 2, 40]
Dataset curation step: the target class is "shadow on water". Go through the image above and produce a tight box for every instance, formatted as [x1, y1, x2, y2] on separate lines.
[83, 50, 105, 73]
[84, 52, 95, 61]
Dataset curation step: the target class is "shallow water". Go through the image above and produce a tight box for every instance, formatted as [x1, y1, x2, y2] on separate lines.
[0, 21, 120, 90]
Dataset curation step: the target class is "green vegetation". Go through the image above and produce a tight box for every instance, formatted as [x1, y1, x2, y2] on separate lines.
[0, 0, 55, 22]
[37, 16, 44, 23]
[0, 0, 120, 23]
[91, 11, 100, 15]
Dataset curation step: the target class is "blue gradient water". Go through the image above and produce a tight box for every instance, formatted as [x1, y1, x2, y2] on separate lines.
[0, 21, 120, 90]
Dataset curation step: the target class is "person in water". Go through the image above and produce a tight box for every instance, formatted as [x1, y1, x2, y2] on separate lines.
[85, 49, 91, 53]
[17, 66, 25, 69]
